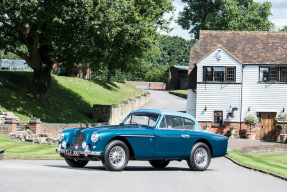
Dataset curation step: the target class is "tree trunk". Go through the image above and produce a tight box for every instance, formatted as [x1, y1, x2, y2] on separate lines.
[32, 61, 53, 102]
[107, 70, 112, 81]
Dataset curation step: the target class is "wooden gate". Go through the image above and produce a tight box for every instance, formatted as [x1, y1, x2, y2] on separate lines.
[261, 112, 276, 141]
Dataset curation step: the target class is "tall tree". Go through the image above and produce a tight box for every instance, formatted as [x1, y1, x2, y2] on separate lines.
[0, 0, 174, 100]
[177, 0, 274, 39]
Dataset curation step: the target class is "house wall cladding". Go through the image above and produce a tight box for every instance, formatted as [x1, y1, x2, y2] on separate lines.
[241, 65, 287, 120]
[186, 89, 196, 118]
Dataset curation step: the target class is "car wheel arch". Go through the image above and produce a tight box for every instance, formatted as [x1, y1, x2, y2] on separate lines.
[193, 139, 213, 157]
[108, 136, 136, 160]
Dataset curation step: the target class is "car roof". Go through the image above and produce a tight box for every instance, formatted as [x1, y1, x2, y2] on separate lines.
[131, 109, 196, 120]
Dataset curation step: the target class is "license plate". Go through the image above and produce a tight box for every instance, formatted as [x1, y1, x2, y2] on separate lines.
[64, 150, 80, 156]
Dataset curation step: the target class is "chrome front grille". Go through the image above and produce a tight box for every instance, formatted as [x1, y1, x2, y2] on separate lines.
[69, 134, 86, 149]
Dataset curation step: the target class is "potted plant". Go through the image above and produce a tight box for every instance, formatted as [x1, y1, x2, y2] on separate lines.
[229, 125, 236, 139]
[275, 113, 287, 143]
[203, 124, 210, 131]
[244, 114, 258, 140]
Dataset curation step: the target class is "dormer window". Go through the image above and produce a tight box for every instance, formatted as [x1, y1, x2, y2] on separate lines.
[203, 66, 236, 82]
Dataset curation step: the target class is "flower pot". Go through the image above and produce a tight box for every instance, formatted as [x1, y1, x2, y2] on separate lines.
[279, 134, 287, 143]
[246, 133, 256, 140]
[203, 125, 210, 131]
[229, 127, 236, 139]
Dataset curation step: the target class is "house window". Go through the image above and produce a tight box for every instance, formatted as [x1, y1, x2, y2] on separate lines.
[203, 66, 236, 82]
[281, 68, 287, 82]
[259, 67, 281, 82]
[214, 111, 223, 125]
[214, 67, 225, 82]
[226, 67, 236, 82]
[203, 67, 213, 81]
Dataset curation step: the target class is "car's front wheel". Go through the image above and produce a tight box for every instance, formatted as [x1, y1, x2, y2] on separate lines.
[102, 140, 130, 171]
[149, 160, 170, 168]
[65, 159, 89, 168]
[187, 142, 211, 171]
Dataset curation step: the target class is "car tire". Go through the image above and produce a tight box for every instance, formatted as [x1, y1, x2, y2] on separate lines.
[187, 142, 211, 171]
[65, 158, 89, 168]
[102, 140, 130, 171]
[149, 160, 170, 168]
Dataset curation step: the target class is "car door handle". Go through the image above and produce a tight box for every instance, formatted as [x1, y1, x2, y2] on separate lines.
[181, 134, 189, 138]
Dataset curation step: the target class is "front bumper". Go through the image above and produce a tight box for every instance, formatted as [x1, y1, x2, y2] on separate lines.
[56, 149, 103, 161]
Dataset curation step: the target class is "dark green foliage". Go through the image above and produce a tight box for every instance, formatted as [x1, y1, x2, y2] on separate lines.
[177, 0, 274, 39]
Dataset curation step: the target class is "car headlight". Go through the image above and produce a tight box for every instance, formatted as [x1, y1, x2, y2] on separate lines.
[58, 132, 64, 142]
[62, 140, 66, 148]
[91, 132, 98, 143]
[82, 141, 87, 149]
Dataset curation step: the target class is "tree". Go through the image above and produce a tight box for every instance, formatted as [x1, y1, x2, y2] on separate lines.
[275, 113, 287, 134]
[0, 0, 174, 101]
[244, 114, 258, 133]
[280, 26, 287, 32]
[177, 0, 274, 39]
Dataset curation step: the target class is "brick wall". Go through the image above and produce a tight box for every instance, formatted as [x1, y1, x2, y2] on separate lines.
[41, 123, 106, 137]
[125, 81, 166, 90]
[0, 124, 12, 135]
[240, 144, 287, 154]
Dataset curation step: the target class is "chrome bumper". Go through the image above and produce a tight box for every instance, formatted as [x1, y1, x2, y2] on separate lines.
[56, 149, 101, 156]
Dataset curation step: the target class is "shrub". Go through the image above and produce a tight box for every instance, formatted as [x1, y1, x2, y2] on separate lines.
[244, 114, 258, 133]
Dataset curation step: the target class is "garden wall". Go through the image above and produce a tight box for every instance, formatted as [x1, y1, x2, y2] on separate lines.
[93, 91, 151, 125]
[0, 124, 12, 135]
[240, 144, 287, 154]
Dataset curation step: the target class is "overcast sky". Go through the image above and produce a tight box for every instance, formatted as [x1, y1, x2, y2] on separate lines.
[162, 0, 287, 40]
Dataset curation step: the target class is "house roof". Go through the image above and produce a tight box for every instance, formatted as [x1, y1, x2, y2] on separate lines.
[166, 65, 189, 72]
[0, 59, 29, 68]
[189, 30, 287, 66]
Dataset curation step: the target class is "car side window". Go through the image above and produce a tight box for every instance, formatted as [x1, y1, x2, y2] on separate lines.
[166, 115, 184, 129]
[159, 115, 167, 128]
[183, 118, 195, 130]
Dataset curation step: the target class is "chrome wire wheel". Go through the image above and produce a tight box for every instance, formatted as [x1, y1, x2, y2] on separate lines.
[109, 146, 126, 167]
[193, 147, 208, 167]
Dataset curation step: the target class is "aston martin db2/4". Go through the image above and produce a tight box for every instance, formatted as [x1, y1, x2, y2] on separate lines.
[56, 109, 228, 171]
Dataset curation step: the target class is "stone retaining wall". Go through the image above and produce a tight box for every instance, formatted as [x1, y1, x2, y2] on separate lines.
[240, 144, 287, 154]
[93, 91, 151, 125]
[125, 81, 166, 90]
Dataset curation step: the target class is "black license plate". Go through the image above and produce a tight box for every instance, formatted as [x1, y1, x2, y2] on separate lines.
[64, 150, 80, 156]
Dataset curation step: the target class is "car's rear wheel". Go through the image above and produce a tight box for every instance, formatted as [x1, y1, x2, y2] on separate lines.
[187, 142, 211, 171]
[102, 140, 129, 171]
[65, 159, 89, 168]
[149, 160, 170, 168]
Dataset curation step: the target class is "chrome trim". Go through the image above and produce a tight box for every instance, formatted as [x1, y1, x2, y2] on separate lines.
[119, 135, 155, 138]
[181, 134, 190, 138]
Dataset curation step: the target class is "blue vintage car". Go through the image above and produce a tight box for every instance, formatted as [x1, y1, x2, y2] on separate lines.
[56, 109, 228, 171]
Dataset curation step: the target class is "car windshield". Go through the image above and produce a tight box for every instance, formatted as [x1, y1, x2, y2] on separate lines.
[122, 112, 160, 127]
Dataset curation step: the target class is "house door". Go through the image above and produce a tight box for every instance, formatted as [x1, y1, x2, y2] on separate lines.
[261, 112, 276, 141]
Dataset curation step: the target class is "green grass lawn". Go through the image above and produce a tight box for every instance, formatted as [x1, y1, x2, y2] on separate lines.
[172, 90, 188, 94]
[228, 150, 287, 178]
[0, 71, 142, 123]
[0, 135, 60, 159]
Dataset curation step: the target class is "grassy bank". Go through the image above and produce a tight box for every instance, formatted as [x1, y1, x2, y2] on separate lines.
[228, 150, 287, 178]
[0, 71, 142, 123]
[0, 135, 60, 159]
[172, 90, 188, 94]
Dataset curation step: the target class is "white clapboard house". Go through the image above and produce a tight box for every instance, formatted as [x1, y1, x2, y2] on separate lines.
[186, 30, 287, 140]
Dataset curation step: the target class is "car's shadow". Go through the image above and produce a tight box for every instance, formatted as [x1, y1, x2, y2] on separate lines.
[45, 165, 215, 172]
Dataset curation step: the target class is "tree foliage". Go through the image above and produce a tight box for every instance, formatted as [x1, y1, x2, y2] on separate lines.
[275, 113, 287, 134]
[244, 114, 259, 133]
[177, 0, 274, 39]
[0, 0, 174, 101]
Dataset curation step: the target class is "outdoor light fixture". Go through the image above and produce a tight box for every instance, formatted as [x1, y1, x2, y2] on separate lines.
[205, 106, 207, 111]
[248, 107, 250, 111]
[283, 107, 285, 112]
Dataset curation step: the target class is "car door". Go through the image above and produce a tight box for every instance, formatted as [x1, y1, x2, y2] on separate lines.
[154, 115, 193, 159]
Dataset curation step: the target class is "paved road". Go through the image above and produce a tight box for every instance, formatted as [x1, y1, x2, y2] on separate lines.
[0, 159, 286, 192]
[1, 90, 286, 192]
[140, 89, 187, 112]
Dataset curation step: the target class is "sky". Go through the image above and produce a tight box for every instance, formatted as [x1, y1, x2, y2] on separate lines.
[162, 0, 287, 40]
